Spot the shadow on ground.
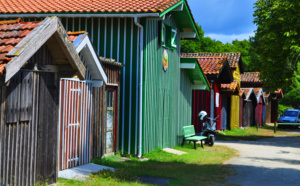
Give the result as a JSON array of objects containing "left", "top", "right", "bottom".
[
  {"left": 226, "top": 164, "right": 300, "bottom": 186},
  {"left": 217, "top": 136, "right": 300, "bottom": 148}
]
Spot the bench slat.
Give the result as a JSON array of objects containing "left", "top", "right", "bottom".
[
  {"left": 186, "top": 136, "right": 207, "bottom": 141},
  {"left": 182, "top": 125, "right": 196, "bottom": 137}
]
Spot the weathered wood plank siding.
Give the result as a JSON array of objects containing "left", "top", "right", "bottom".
[
  {"left": 0, "top": 45, "right": 58, "bottom": 185},
  {"left": 92, "top": 85, "right": 106, "bottom": 158}
]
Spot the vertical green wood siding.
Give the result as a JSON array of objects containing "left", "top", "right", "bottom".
[
  {"left": 179, "top": 69, "right": 193, "bottom": 135},
  {"left": 142, "top": 17, "right": 191, "bottom": 154}
]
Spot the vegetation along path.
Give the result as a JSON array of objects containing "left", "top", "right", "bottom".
[{"left": 217, "top": 134, "right": 300, "bottom": 185}]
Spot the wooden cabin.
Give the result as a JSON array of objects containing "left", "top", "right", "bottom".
[
  {"left": 220, "top": 81, "right": 240, "bottom": 129},
  {"left": 0, "top": 17, "right": 88, "bottom": 185},
  {"left": 2, "top": 0, "right": 202, "bottom": 156},
  {"left": 253, "top": 88, "right": 266, "bottom": 126},
  {"left": 241, "top": 72, "right": 284, "bottom": 124},
  {"left": 181, "top": 54, "right": 233, "bottom": 131},
  {"left": 264, "top": 89, "right": 284, "bottom": 124},
  {"left": 242, "top": 88, "right": 257, "bottom": 127}
]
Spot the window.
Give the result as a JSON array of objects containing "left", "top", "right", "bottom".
[{"left": 161, "top": 22, "right": 177, "bottom": 49}]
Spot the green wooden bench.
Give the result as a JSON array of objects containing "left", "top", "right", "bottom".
[{"left": 182, "top": 125, "right": 207, "bottom": 149}]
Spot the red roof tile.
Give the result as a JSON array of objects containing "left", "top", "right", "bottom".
[
  {"left": 0, "top": 0, "right": 181, "bottom": 14},
  {"left": 241, "top": 72, "right": 261, "bottom": 83},
  {"left": 181, "top": 53, "right": 242, "bottom": 69},
  {"left": 221, "top": 81, "right": 239, "bottom": 91},
  {"left": 0, "top": 18, "right": 40, "bottom": 74},
  {"left": 196, "top": 57, "right": 227, "bottom": 75}
]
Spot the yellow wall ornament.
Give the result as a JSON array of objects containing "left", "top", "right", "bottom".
[{"left": 163, "top": 49, "right": 168, "bottom": 72}]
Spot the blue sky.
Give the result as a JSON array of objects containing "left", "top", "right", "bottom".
[{"left": 187, "top": 0, "right": 257, "bottom": 44}]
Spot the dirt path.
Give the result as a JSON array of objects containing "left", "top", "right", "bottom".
[{"left": 216, "top": 136, "right": 300, "bottom": 186}]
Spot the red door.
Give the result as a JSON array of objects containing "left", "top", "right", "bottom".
[{"left": 59, "top": 78, "right": 93, "bottom": 170}]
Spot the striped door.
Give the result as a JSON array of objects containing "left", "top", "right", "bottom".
[{"left": 59, "top": 78, "right": 93, "bottom": 170}]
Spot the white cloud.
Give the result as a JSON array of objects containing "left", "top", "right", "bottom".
[{"left": 206, "top": 32, "right": 255, "bottom": 44}]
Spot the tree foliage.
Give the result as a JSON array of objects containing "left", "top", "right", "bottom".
[
  {"left": 251, "top": 0, "right": 300, "bottom": 92},
  {"left": 181, "top": 24, "right": 254, "bottom": 71}
]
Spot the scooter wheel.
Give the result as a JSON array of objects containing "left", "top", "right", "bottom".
[{"left": 209, "top": 136, "right": 215, "bottom": 146}]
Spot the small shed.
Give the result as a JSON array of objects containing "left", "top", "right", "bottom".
[
  {"left": 0, "top": 17, "right": 87, "bottom": 185},
  {"left": 58, "top": 31, "right": 109, "bottom": 171},
  {"left": 264, "top": 89, "right": 284, "bottom": 123},
  {"left": 221, "top": 81, "right": 240, "bottom": 129},
  {"left": 242, "top": 88, "right": 257, "bottom": 127},
  {"left": 254, "top": 88, "right": 266, "bottom": 127}
]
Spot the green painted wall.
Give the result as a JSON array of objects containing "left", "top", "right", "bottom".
[
  {"left": 179, "top": 69, "right": 193, "bottom": 135},
  {"left": 142, "top": 17, "right": 192, "bottom": 154}
]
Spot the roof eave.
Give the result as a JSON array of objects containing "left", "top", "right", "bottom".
[
  {"left": 74, "top": 34, "right": 108, "bottom": 84},
  {"left": 159, "top": 0, "right": 200, "bottom": 40}
]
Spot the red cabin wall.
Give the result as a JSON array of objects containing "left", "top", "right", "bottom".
[
  {"left": 192, "top": 90, "right": 211, "bottom": 133},
  {"left": 255, "top": 96, "right": 264, "bottom": 126},
  {"left": 214, "top": 83, "right": 222, "bottom": 130},
  {"left": 192, "top": 82, "right": 222, "bottom": 132}
]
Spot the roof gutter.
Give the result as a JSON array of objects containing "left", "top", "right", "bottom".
[
  {"left": 134, "top": 16, "right": 143, "bottom": 158},
  {"left": 0, "top": 13, "right": 159, "bottom": 18}
]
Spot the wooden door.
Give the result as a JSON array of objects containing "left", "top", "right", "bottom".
[
  {"left": 36, "top": 72, "right": 57, "bottom": 183},
  {"left": 59, "top": 79, "right": 93, "bottom": 170},
  {"left": 105, "top": 87, "right": 119, "bottom": 154},
  {"left": 221, "top": 94, "right": 227, "bottom": 130}
]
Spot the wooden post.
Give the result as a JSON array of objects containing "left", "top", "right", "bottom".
[
  {"left": 274, "top": 122, "right": 277, "bottom": 133},
  {"left": 256, "top": 122, "right": 259, "bottom": 132}
]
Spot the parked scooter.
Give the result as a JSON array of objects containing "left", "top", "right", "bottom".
[{"left": 198, "top": 111, "right": 219, "bottom": 146}]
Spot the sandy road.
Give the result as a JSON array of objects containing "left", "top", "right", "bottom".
[{"left": 216, "top": 136, "right": 300, "bottom": 186}]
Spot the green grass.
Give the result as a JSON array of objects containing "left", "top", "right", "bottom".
[
  {"left": 58, "top": 144, "right": 237, "bottom": 186},
  {"left": 57, "top": 125, "right": 300, "bottom": 186},
  {"left": 218, "top": 124, "right": 300, "bottom": 141}
]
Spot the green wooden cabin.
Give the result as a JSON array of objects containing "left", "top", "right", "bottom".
[{"left": 1, "top": 0, "right": 210, "bottom": 156}]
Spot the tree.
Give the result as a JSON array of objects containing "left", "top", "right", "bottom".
[
  {"left": 251, "top": 0, "right": 300, "bottom": 91},
  {"left": 181, "top": 24, "right": 254, "bottom": 71}
]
